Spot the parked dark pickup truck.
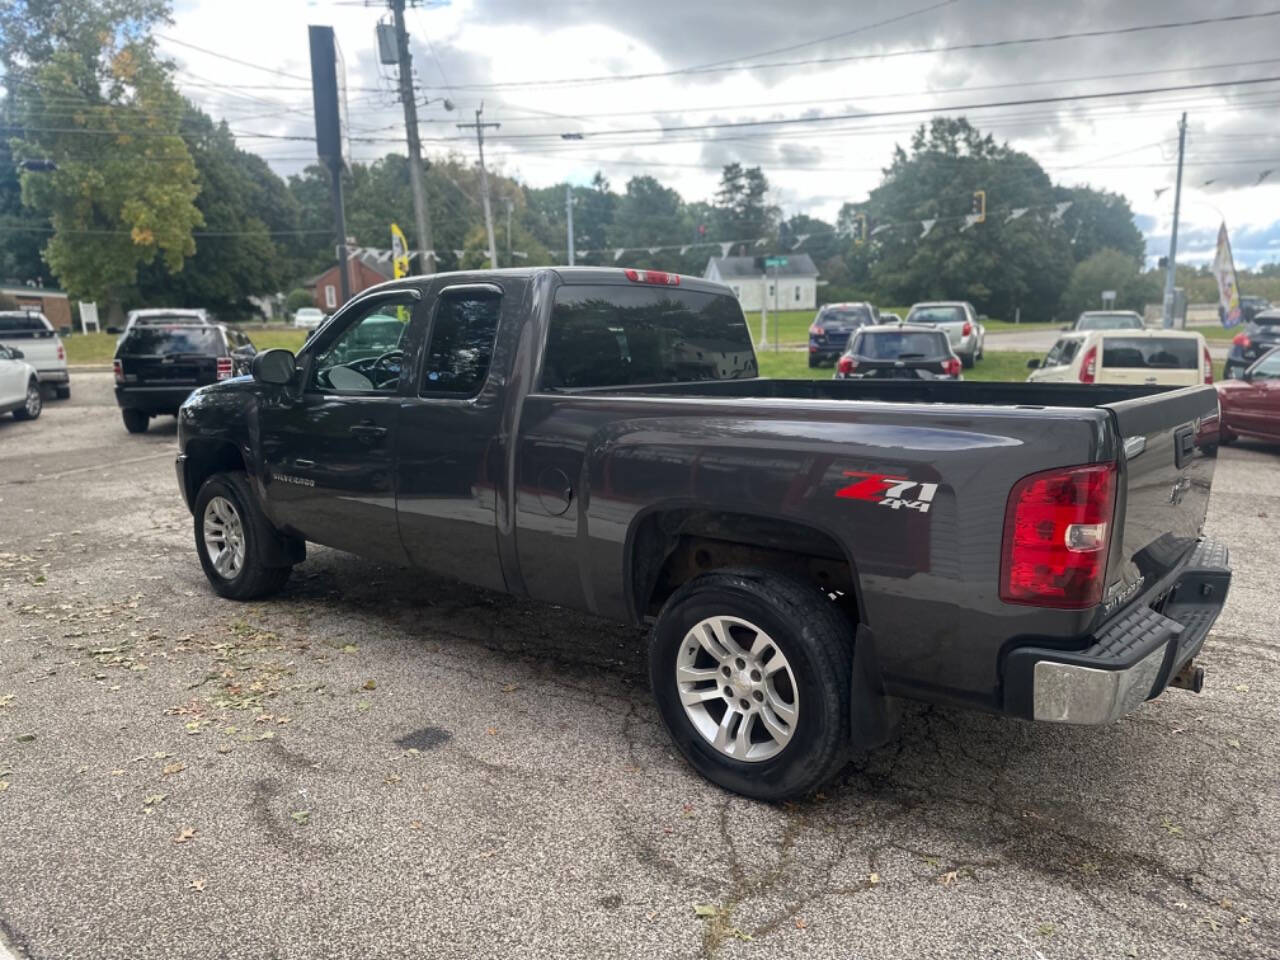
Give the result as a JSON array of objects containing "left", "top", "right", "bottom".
[{"left": 174, "top": 267, "right": 1231, "bottom": 801}]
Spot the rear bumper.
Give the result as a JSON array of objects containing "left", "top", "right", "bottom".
[
  {"left": 115, "top": 384, "right": 197, "bottom": 414},
  {"left": 1002, "top": 537, "right": 1230, "bottom": 724},
  {"left": 34, "top": 367, "right": 69, "bottom": 384}
]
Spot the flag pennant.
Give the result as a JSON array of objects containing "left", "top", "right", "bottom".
[
  {"left": 1051, "top": 201, "right": 1072, "bottom": 222},
  {"left": 512, "top": 251, "right": 528, "bottom": 259},
  {"left": 613, "top": 248, "right": 626, "bottom": 262},
  {"left": 647, "top": 246, "right": 661, "bottom": 255},
  {"left": 720, "top": 241, "right": 733, "bottom": 257},
  {"left": 754, "top": 237, "right": 768, "bottom": 247},
  {"left": 959, "top": 213, "right": 982, "bottom": 232},
  {"left": 1213, "top": 222, "right": 1242, "bottom": 328},
  {"left": 1154, "top": 187, "right": 1170, "bottom": 199},
  {"left": 452, "top": 249, "right": 464, "bottom": 258},
  {"left": 919, "top": 218, "right": 937, "bottom": 238},
  {"left": 1257, "top": 169, "right": 1274, "bottom": 185},
  {"left": 679, "top": 245, "right": 689, "bottom": 255},
  {"left": 792, "top": 233, "right": 810, "bottom": 249},
  {"left": 871, "top": 224, "right": 890, "bottom": 237},
  {"left": 1004, "top": 208, "right": 1028, "bottom": 223}
]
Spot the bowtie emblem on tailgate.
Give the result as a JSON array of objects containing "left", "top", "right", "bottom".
[{"left": 836, "top": 471, "right": 938, "bottom": 514}]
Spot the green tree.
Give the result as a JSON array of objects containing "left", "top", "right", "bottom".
[
  {"left": 9, "top": 1, "right": 202, "bottom": 303},
  {"left": 1059, "top": 186, "right": 1144, "bottom": 262},
  {"left": 1059, "top": 248, "right": 1151, "bottom": 319},
  {"left": 714, "top": 163, "right": 777, "bottom": 247},
  {"left": 860, "top": 117, "right": 1071, "bottom": 321}
]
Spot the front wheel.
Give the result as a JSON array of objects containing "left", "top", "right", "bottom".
[
  {"left": 649, "top": 569, "right": 854, "bottom": 801},
  {"left": 193, "top": 471, "right": 292, "bottom": 600},
  {"left": 12, "top": 378, "right": 42, "bottom": 420}
]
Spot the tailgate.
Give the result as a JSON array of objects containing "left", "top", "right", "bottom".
[
  {"left": 0, "top": 334, "right": 59, "bottom": 368},
  {"left": 120, "top": 354, "right": 217, "bottom": 386},
  {"left": 1102, "top": 385, "right": 1219, "bottom": 607}
]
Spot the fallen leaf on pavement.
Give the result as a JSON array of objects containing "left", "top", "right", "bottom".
[
  {"left": 162, "top": 763, "right": 185, "bottom": 776},
  {"left": 1036, "top": 923, "right": 1056, "bottom": 937},
  {"left": 1234, "top": 684, "right": 1249, "bottom": 693},
  {"left": 868, "top": 872, "right": 881, "bottom": 886},
  {"left": 485, "top": 727, "right": 498, "bottom": 736},
  {"left": 1226, "top": 738, "right": 1240, "bottom": 749},
  {"left": 188, "top": 878, "right": 206, "bottom": 892},
  {"left": 501, "top": 683, "right": 519, "bottom": 693},
  {"left": 794, "top": 917, "right": 806, "bottom": 929},
  {"left": 172, "top": 827, "right": 197, "bottom": 844},
  {"left": 0, "top": 781, "right": 9, "bottom": 792},
  {"left": 1197, "top": 917, "right": 1221, "bottom": 932},
  {"left": 645, "top": 910, "right": 658, "bottom": 922},
  {"left": 385, "top": 774, "right": 402, "bottom": 785},
  {"left": 216, "top": 744, "right": 232, "bottom": 754},
  {"left": 143, "top": 794, "right": 166, "bottom": 807},
  {"left": 110, "top": 769, "right": 124, "bottom": 776},
  {"left": 409, "top": 820, "right": 423, "bottom": 830},
  {"left": 290, "top": 810, "right": 310, "bottom": 825},
  {"left": 152, "top": 752, "right": 170, "bottom": 760},
  {"left": 693, "top": 904, "right": 718, "bottom": 918},
  {"left": 940, "top": 870, "right": 958, "bottom": 887},
  {"left": 363, "top": 679, "right": 377, "bottom": 690},
  {"left": 15, "top": 734, "right": 35, "bottom": 743},
  {"left": 341, "top": 644, "right": 358, "bottom": 654}
]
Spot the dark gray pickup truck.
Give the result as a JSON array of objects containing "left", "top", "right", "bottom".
[{"left": 174, "top": 267, "right": 1231, "bottom": 800}]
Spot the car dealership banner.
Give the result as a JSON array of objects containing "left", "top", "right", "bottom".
[{"left": 1213, "top": 222, "right": 1242, "bottom": 327}]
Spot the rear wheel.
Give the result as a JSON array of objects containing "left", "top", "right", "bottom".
[
  {"left": 121, "top": 408, "right": 149, "bottom": 433},
  {"left": 193, "top": 471, "right": 292, "bottom": 600},
  {"left": 649, "top": 569, "right": 854, "bottom": 802},
  {"left": 55, "top": 385, "right": 70, "bottom": 400},
  {"left": 12, "top": 378, "right": 41, "bottom": 420},
  {"left": 807, "top": 354, "right": 820, "bottom": 369},
  {"left": 961, "top": 351, "right": 976, "bottom": 369}
]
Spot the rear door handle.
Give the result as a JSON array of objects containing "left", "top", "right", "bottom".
[{"left": 350, "top": 421, "right": 388, "bottom": 443}]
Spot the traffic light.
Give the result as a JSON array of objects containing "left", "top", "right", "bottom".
[
  {"left": 854, "top": 213, "right": 868, "bottom": 246},
  {"left": 971, "top": 190, "right": 986, "bottom": 223}
]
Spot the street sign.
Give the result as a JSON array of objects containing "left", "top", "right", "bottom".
[{"left": 764, "top": 256, "right": 788, "bottom": 268}]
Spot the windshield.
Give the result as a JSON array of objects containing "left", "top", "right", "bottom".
[
  {"left": 853, "top": 330, "right": 949, "bottom": 359},
  {"left": 119, "top": 327, "right": 223, "bottom": 356},
  {"left": 1077, "top": 312, "right": 1144, "bottom": 330},
  {"left": 546, "top": 285, "right": 756, "bottom": 388},
  {"left": 906, "top": 305, "right": 964, "bottom": 325},
  {"left": 1100, "top": 337, "right": 1199, "bottom": 369}
]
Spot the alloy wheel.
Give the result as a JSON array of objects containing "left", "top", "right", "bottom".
[{"left": 202, "top": 496, "right": 246, "bottom": 580}]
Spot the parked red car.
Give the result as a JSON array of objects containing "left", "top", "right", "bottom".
[{"left": 1216, "top": 347, "right": 1280, "bottom": 444}]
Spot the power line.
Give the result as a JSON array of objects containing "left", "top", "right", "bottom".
[
  {"left": 438, "top": 74, "right": 1280, "bottom": 144},
  {"left": 434, "top": 9, "right": 1280, "bottom": 90},
  {"left": 155, "top": 34, "right": 313, "bottom": 83}
]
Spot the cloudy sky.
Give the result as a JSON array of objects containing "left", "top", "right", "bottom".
[{"left": 163, "top": 0, "right": 1280, "bottom": 266}]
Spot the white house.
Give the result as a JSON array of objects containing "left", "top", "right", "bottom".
[{"left": 704, "top": 254, "right": 819, "bottom": 312}]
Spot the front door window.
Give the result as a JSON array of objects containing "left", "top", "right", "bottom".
[{"left": 310, "top": 298, "right": 415, "bottom": 394}]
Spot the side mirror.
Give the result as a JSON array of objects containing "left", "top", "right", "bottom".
[
  {"left": 10, "top": 348, "right": 24, "bottom": 359},
  {"left": 1026, "top": 357, "right": 1040, "bottom": 369},
  {"left": 1241, "top": 369, "right": 1253, "bottom": 382},
  {"left": 1059, "top": 325, "right": 1070, "bottom": 332},
  {"left": 252, "top": 348, "right": 296, "bottom": 386}
]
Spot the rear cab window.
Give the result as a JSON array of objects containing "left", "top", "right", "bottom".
[
  {"left": 420, "top": 287, "right": 502, "bottom": 397},
  {"left": 119, "top": 326, "right": 226, "bottom": 356},
  {"left": 852, "top": 330, "right": 949, "bottom": 359},
  {"left": 1043, "top": 337, "right": 1081, "bottom": 367},
  {"left": 1100, "top": 337, "right": 1199, "bottom": 370},
  {"left": 0, "top": 313, "right": 54, "bottom": 339},
  {"left": 823, "top": 307, "right": 872, "bottom": 326},
  {"left": 544, "top": 285, "right": 757, "bottom": 389}
]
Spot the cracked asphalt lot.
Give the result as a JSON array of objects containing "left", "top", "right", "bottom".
[{"left": 1, "top": 374, "right": 1276, "bottom": 959}]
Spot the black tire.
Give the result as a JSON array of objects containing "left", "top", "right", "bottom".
[
  {"left": 12, "top": 378, "right": 42, "bottom": 420},
  {"left": 961, "top": 352, "right": 975, "bottom": 369},
  {"left": 55, "top": 385, "right": 70, "bottom": 400},
  {"left": 808, "top": 354, "right": 820, "bottom": 369},
  {"left": 1219, "top": 429, "right": 1236, "bottom": 446},
  {"left": 121, "top": 408, "right": 149, "bottom": 433},
  {"left": 193, "top": 471, "right": 292, "bottom": 601},
  {"left": 649, "top": 569, "right": 854, "bottom": 802}
]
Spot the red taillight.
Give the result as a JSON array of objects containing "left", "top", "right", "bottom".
[
  {"left": 962, "top": 321, "right": 973, "bottom": 337},
  {"left": 943, "top": 356, "right": 961, "bottom": 377},
  {"left": 56, "top": 344, "right": 65, "bottom": 361},
  {"left": 1001, "top": 462, "right": 1117, "bottom": 609},
  {"left": 216, "top": 357, "right": 233, "bottom": 380},
  {"left": 624, "top": 268, "right": 679, "bottom": 286},
  {"left": 837, "top": 355, "right": 855, "bottom": 376},
  {"left": 1232, "top": 332, "right": 1250, "bottom": 348},
  {"left": 1079, "top": 345, "right": 1097, "bottom": 383},
  {"left": 810, "top": 325, "right": 825, "bottom": 336},
  {"left": 1203, "top": 346, "right": 1214, "bottom": 384},
  {"left": 113, "top": 359, "right": 123, "bottom": 383}
]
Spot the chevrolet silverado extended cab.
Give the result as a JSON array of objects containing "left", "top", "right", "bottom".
[{"left": 174, "top": 268, "right": 1231, "bottom": 801}]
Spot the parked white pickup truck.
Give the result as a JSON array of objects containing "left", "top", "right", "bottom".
[{"left": 0, "top": 311, "right": 70, "bottom": 399}]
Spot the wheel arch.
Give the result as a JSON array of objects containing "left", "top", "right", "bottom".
[
  {"left": 625, "top": 502, "right": 863, "bottom": 625},
  {"left": 182, "top": 439, "right": 250, "bottom": 512}
]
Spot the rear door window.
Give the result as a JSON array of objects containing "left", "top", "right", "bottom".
[
  {"left": 1101, "top": 337, "right": 1199, "bottom": 369},
  {"left": 545, "top": 285, "right": 757, "bottom": 388},
  {"left": 120, "top": 327, "right": 224, "bottom": 356}
]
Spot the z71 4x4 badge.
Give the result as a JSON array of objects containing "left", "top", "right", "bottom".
[{"left": 836, "top": 471, "right": 938, "bottom": 514}]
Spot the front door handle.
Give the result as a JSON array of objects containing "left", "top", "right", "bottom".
[
  {"left": 350, "top": 421, "right": 388, "bottom": 443},
  {"left": 295, "top": 458, "right": 316, "bottom": 469}
]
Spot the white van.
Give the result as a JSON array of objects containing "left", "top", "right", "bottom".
[{"left": 1027, "top": 329, "right": 1213, "bottom": 386}]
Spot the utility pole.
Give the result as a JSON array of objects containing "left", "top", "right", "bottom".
[
  {"left": 1162, "top": 112, "right": 1187, "bottom": 328},
  {"left": 502, "top": 196, "right": 513, "bottom": 266},
  {"left": 389, "top": 0, "right": 435, "bottom": 274},
  {"left": 458, "top": 105, "right": 500, "bottom": 268},
  {"left": 565, "top": 185, "right": 575, "bottom": 266}
]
